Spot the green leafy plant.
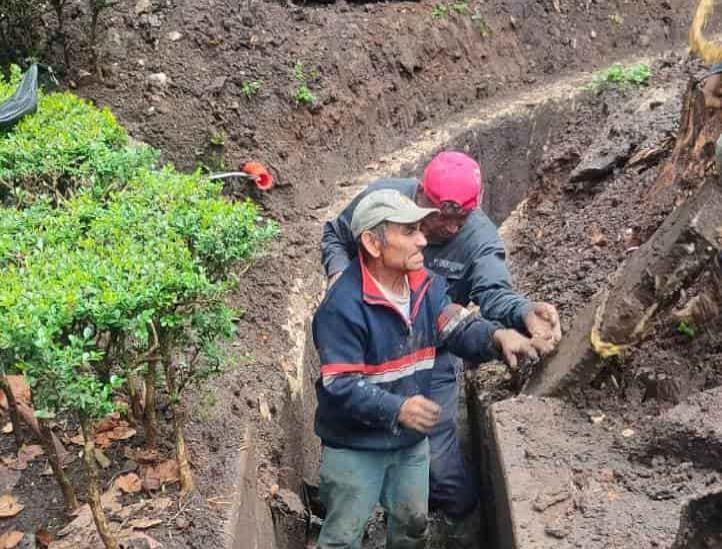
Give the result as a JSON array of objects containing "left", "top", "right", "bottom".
[
  {"left": 242, "top": 80, "right": 262, "bottom": 99},
  {"left": 0, "top": 72, "right": 278, "bottom": 549},
  {"left": 677, "top": 320, "right": 696, "bottom": 338},
  {"left": 292, "top": 61, "right": 318, "bottom": 106},
  {"left": 585, "top": 63, "right": 651, "bottom": 91},
  {"left": 294, "top": 84, "right": 316, "bottom": 105},
  {"left": 0, "top": 68, "right": 158, "bottom": 205},
  {"left": 209, "top": 130, "right": 226, "bottom": 147},
  {"left": 451, "top": 0, "right": 470, "bottom": 14},
  {"left": 431, "top": 3, "right": 449, "bottom": 19},
  {"left": 293, "top": 61, "right": 306, "bottom": 81}
]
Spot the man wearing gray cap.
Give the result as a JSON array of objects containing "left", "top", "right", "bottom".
[{"left": 312, "top": 189, "right": 539, "bottom": 548}]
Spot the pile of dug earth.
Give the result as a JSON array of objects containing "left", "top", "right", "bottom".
[{"left": 469, "top": 58, "right": 722, "bottom": 549}]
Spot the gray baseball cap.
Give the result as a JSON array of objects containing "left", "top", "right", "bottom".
[{"left": 350, "top": 189, "right": 439, "bottom": 239}]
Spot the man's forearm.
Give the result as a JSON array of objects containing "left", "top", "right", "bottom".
[
  {"left": 473, "top": 288, "right": 532, "bottom": 332},
  {"left": 321, "top": 220, "right": 353, "bottom": 277},
  {"left": 439, "top": 304, "right": 503, "bottom": 363}
]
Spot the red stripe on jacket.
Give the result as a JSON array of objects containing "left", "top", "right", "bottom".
[{"left": 321, "top": 347, "right": 436, "bottom": 377}]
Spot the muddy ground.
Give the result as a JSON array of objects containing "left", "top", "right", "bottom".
[
  {"left": 2, "top": 0, "right": 720, "bottom": 547},
  {"left": 467, "top": 49, "right": 722, "bottom": 548}
]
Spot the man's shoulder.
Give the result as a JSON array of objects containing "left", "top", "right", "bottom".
[
  {"left": 366, "top": 178, "right": 418, "bottom": 197},
  {"left": 466, "top": 209, "right": 498, "bottom": 232},
  {"left": 456, "top": 210, "right": 501, "bottom": 248},
  {"left": 316, "top": 263, "right": 363, "bottom": 319}
]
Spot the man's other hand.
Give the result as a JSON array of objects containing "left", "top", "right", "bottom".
[
  {"left": 398, "top": 395, "right": 441, "bottom": 433},
  {"left": 493, "top": 329, "right": 539, "bottom": 368},
  {"left": 524, "top": 302, "right": 562, "bottom": 353}
]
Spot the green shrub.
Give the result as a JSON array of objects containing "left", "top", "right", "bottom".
[
  {"left": 0, "top": 68, "right": 158, "bottom": 203},
  {"left": 0, "top": 78, "right": 278, "bottom": 546}
]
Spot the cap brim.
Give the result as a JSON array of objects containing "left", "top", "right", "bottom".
[{"left": 386, "top": 205, "right": 439, "bottom": 225}]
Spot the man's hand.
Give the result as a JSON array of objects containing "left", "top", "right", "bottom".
[
  {"left": 524, "top": 302, "right": 562, "bottom": 354},
  {"left": 493, "top": 329, "right": 539, "bottom": 368},
  {"left": 398, "top": 395, "right": 441, "bottom": 433}
]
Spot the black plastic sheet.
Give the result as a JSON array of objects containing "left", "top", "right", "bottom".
[{"left": 0, "top": 64, "right": 38, "bottom": 129}]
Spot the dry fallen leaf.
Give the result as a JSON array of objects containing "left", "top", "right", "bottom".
[
  {"left": 129, "top": 518, "right": 162, "bottom": 530},
  {"left": 94, "top": 413, "right": 121, "bottom": 433},
  {"left": 68, "top": 432, "right": 85, "bottom": 446},
  {"left": 0, "top": 495, "right": 23, "bottom": 518},
  {"left": 1, "top": 423, "right": 12, "bottom": 435},
  {"left": 124, "top": 447, "right": 160, "bottom": 464},
  {"left": 0, "top": 530, "right": 23, "bottom": 549},
  {"left": 94, "top": 433, "right": 112, "bottom": 449},
  {"left": 115, "top": 473, "right": 142, "bottom": 494},
  {"left": 0, "top": 377, "right": 31, "bottom": 410},
  {"left": 107, "top": 425, "right": 136, "bottom": 442},
  {"left": 142, "top": 459, "right": 179, "bottom": 491}
]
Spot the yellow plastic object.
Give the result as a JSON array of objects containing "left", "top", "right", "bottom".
[
  {"left": 690, "top": 0, "right": 722, "bottom": 63},
  {"left": 590, "top": 326, "right": 626, "bottom": 359}
]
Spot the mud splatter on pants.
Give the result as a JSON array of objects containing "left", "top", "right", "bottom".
[{"left": 318, "top": 438, "right": 429, "bottom": 548}]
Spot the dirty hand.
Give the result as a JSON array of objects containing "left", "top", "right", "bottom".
[
  {"left": 398, "top": 395, "right": 441, "bottom": 433},
  {"left": 493, "top": 329, "right": 539, "bottom": 368},
  {"left": 524, "top": 302, "right": 562, "bottom": 353}
]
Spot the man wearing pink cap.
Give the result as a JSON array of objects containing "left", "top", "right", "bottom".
[{"left": 321, "top": 151, "right": 561, "bottom": 547}]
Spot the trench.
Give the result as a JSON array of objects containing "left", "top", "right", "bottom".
[{"left": 228, "top": 46, "right": 707, "bottom": 549}]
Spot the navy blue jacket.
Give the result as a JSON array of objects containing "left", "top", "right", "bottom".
[
  {"left": 321, "top": 178, "right": 532, "bottom": 331},
  {"left": 312, "top": 255, "right": 501, "bottom": 451}
]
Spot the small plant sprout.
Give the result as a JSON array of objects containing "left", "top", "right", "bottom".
[
  {"left": 295, "top": 85, "right": 316, "bottom": 105},
  {"left": 432, "top": 3, "right": 449, "bottom": 19},
  {"left": 209, "top": 130, "right": 226, "bottom": 147},
  {"left": 293, "top": 61, "right": 306, "bottom": 81},
  {"left": 451, "top": 0, "right": 470, "bottom": 15},
  {"left": 242, "top": 80, "right": 262, "bottom": 99},
  {"left": 585, "top": 63, "right": 651, "bottom": 91},
  {"left": 677, "top": 321, "right": 696, "bottom": 338},
  {"left": 292, "top": 61, "right": 318, "bottom": 107}
]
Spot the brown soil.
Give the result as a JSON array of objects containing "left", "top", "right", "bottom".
[
  {"left": 2, "top": 0, "right": 714, "bottom": 547},
  {"left": 466, "top": 51, "right": 722, "bottom": 548}
]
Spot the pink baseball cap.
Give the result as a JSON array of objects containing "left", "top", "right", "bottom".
[{"left": 420, "top": 151, "right": 482, "bottom": 212}]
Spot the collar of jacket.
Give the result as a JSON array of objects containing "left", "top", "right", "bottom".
[{"left": 358, "top": 250, "right": 432, "bottom": 322}]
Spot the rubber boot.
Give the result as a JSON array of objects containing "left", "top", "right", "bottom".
[{"left": 443, "top": 507, "right": 482, "bottom": 549}]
